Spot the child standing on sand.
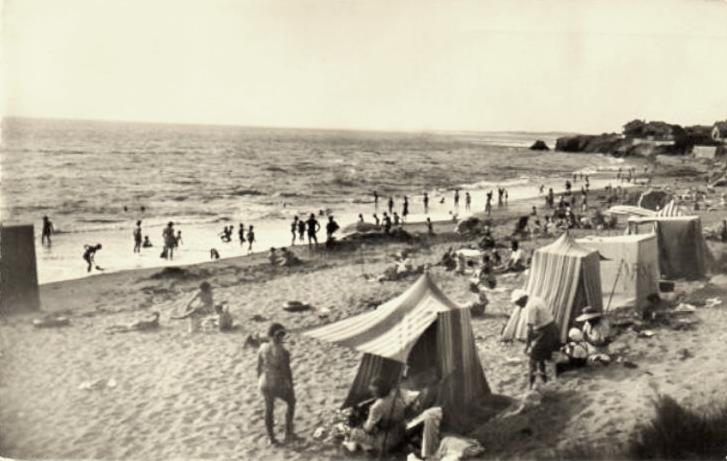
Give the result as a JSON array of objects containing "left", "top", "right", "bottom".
[
  {"left": 247, "top": 225, "right": 256, "bottom": 251},
  {"left": 133, "top": 220, "right": 142, "bottom": 253}
]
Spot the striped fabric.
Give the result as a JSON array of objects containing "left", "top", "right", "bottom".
[
  {"left": 306, "top": 273, "right": 490, "bottom": 410},
  {"left": 502, "top": 233, "right": 603, "bottom": 343},
  {"left": 655, "top": 200, "right": 683, "bottom": 217}
]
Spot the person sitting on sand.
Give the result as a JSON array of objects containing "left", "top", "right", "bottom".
[
  {"left": 454, "top": 252, "right": 467, "bottom": 275},
  {"left": 215, "top": 303, "right": 234, "bottom": 332},
  {"left": 172, "top": 281, "right": 215, "bottom": 333},
  {"left": 345, "top": 377, "right": 407, "bottom": 454},
  {"left": 142, "top": 236, "right": 153, "bottom": 248},
  {"left": 106, "top": 311, "right": 160, "bottom": 334},
  {"left": 268, "top": 247, "right": 281, "bottom": 265},
  {"left": 83, "top": 243, "right": 103, "bottom": 272},
  {"left": 440, "top": 247, "right": 456, "bottom": 271},
  {"left": 257, "top": 323, "right": 298, "bottom": 445},
  {"left": 576, "top": 307, "right": 612, "bottom": 364},
  {"left": 279, "top": 247, "right": 301, "bottom": 266},
  {"left": 554, "top": 327, "right": 590, "bottom": 376},
  {"left": 478, "top": 226, "right": 495, "bottom": 249},
  {"left": 210, "top": 248, "right": 220, "bottom": 260},
  {"left": 466, "top": 283, "right": 489, "bottom": 317},
  {"left": 524, "top": 295, "right": 560, "bottom": 389},
  {"left": 499, "top": 240, "right": 526, "bottom": 273}
]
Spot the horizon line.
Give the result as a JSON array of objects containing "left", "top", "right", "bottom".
[{"left": 1, "top": 114, "right": 591, "bottom": 137}]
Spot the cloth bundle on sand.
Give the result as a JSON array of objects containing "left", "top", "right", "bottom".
[
  {"left": 502, "top": 233, "right": 603, "bottom": 343},
  {"left": 455, "top": 217, "right": 483, "bottom": 235},
  {"left": 627, "top": 216, "right": 710, "bottom": 280},
  {"left": 341, "top": 222, "right": 380, "bottom": 235},
  {"left": 637, "top": 189, "right": 672, "bottom": 211},
  {"left": 33, "top": 316, "right": 70, "bottom": 328},
  {"left": 283, "top": 301, "right": 313, "bottom": 312}
]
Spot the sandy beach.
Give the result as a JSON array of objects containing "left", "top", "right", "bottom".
[{"left": 3, "top": 157, "right": 727, "bottom": 460}]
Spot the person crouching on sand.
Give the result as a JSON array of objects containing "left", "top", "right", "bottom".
[
  {"left": 172, "top": 281, "right": 214, "bottom": 333},
  {"left": 257, "top": 323, "right": 298, "bottom": 445},
  {"left": 524, "top": 296, "right": 561, "bottom": 389}
]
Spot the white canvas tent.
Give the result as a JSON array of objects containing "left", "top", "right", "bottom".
[{"left": 577, "top": 233, "right": 660, "bottom": 311}]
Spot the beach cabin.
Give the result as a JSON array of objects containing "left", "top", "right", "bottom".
[
  {"left": 577, "top": 234, "right": 659, "bottom": 311},
  {"left": 502, "top": 233, "right": 603, "bottom": 343},
  {"left": 627, "top": 216, "right": 709, "bottom": 280},
  {"left": 0, "top": 224, "right": 41, "bottom": 313},
  {"left": 692, "top": 145, "right": 718, "bottom": 160}
]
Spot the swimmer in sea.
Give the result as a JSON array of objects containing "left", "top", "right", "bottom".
[
  {"left": 388, "top": 197, "right": 394, "bottom": 214},
  {"left": 373, "top": 190, "right": 379, "bottom": 210},
  {"left": 176, "top": 230, "right": 183, "bottom": 247},
  {"left": 454, "top": 189, "right": 460, "bottom": 208},
  {"left": 423, "top": 193, "right": 429, "bottom": 214},
  {"left": 402, "top": 196, "right": 409, "bottom": 223},
  {"left": 143, "top": 236, "right": 153, "bottom": 248},
  {"left": 465, "top": 192, "right": 471, "bottom": 211}
]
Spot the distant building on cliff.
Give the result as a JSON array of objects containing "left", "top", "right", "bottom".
[{"left": 711, "top": 121, "right": 727, "bottom": 143}]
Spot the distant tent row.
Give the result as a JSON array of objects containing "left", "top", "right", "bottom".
[{"left": 305, "top": 272, "right": 490, "bottom": 414}]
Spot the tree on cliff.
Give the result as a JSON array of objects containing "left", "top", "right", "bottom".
[{"left": 623, "top": 119, "right": 646, "bottom": 137}]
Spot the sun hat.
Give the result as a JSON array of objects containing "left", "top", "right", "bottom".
[
  {"left": 575, "top": 306, "right": 602, "bottom": 322},
  {"left": 510, "top": 289, "right": 528, "bottom": 304}
]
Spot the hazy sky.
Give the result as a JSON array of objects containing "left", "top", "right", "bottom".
[{"left": 2, "top": 0, "right": 727, "bottom": 133}]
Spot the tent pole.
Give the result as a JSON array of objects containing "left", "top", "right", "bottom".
[{"left": 605, "top": 260, "right": 624, "bottom": 311}]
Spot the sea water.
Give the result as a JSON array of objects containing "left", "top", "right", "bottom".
[{"left": 0, "top": 118, "right": 630, "bottom": 284}]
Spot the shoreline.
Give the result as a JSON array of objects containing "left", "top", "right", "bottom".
[{"left": 31, "top": 166, "right": 636, "bottom": 286}]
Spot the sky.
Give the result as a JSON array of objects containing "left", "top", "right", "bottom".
[{"left": 2, "top": 0, "right": 727, "bottom": 133}]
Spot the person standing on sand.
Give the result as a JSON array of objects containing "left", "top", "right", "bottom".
[
  {"left": 427, "top": 217, "right": 434, "bottom": 236},
  {"left": 465, "top": 192, "right": 471, "bottom": 211},
  {"left": 297, "top": 219, "right": 306, "bottom": 242},
  {"left": 454, "top": 189, "right": 460, "bottom": 208},
  {"left": 291, "top": 216, "right": 299, "bottom": 245},
  {"left": 358, "top": 214, "right": 364, "bottom": 223},
  {"left": 133, "top": 220, "right": 142, "bottom": 253},
  {"left": 388, "top": 197, "right": 394, "bottom": 214},
  {"left": 83, "top": 243, "right": 102, "bottom": 272},
  {"left": 41, "top": 216, "right": 55, "bottom": 247},
  {"left": 238, "top": 223, "right": 246, "bottom": 246},
  {"left": 383, "top": 212, "right": 392, "bottom": 234},
  {"left": 373, "top": 214, "right": 380, "bottom": 227},
  {"left": 163, "top": 222, "right": 176, "bottom": 260},
  {"left": 485, "top": 191, "right": 493, "bottom": 216},
  {"left": 326, "top": 215, "right": 340, "bottom": 243},
  {"left": 423, "top": 192, "right": 429, "bottom": 214},
  {"left": 402, "top": 196, "right": 409, "bottom": 222},
  {"left": 247, "top": 225, "right": 256, "bottom": 251},
  {"left": 257, "top": 323, "right": 297, "bottom": 446},
  {"left": 524, "top": 296, "right": 560, "bottom": 389},
  {"left": 306, "top": 214, "right": 321, "bottom": 247}
]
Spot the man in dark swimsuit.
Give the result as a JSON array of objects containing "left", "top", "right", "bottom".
[
  {"left": 133, "top": 220, "right": 142, "bottom": 253},
  {"left": 306, "top": 214, "right": 321, "bottom": 247},
  {"left": 41, "top": 216, "right": 55, "bottom": 246},
  {"left": 326, "top": 216, "right": 340, "bottom": 245},
  {"left": 423, "top": 193, "right": 429, "bottom": 214},
  {"left": 291, "top": 217, "right": 299, "bottom": 245}
]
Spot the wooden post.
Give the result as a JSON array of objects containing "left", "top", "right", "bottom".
[{"left": 0, "top": 224, "right": 41, "bottom": 313}]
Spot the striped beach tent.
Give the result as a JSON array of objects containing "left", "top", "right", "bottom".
[
  {"left": 655, "top": 200, "right": 683, "bottom": 217},
  {"left": 502, "top": 233, "right": 603, "bottom": 343},
  {"left": 304, "top": 272, "right": 489, "bottom": 412}
]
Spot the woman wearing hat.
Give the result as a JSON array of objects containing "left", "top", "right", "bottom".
[
  {"left": 576, "top": 307, "right": 611, "bottom": 359},
  {"left": 524, "top": 296, "right": 561, "bottom": 389},
  {"left": 500, "top": 289, "right": 529, "bottom": 342},
  {"left": 257, "top": 323, "right": 297, "bottom": 445}
]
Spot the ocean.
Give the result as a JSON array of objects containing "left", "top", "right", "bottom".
[{"left": 0, "top": 117, "right": 628, "bottom": 284}]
